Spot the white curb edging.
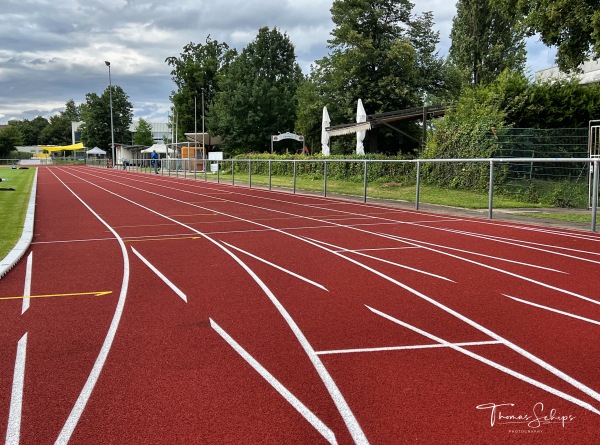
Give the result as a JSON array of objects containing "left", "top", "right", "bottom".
[{"left": 0, "top": 169, "right": 38, "bottom": 279}]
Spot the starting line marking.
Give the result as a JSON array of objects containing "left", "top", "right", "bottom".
[
  {"left": 503, "top": 294, "right": 600, "bottom": 326},
  {"left": 131, "top": 247, "right": 188, "bottom": 303},
  {"left": 316, "top": 340, "right": 502, "bottom": 355},
  {"left": 0, "top": 291, "right": 112, "bottom": 301},
  {"left": 5, "top": 332, "right": 27, "bottom": 445},
  {"left": 366, "top": 305, "right": 600, "bottom": 416},
  {"left": 221, "top": 241, "right": 329, "bottom": 292},
  {"left": 210, "top": 318, "right": 337, "bottom": 445},
  {"left": 125, "top": 235, "right": 202, "bottom": 243}
]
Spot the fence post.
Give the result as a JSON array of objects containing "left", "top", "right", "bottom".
[
  {"left": 592, "top": 159, "right": 599, "bottom": 231},
  {"left": 363, "top": 160, "right": 368, "bottom": 203},
  {"left": 269, "top": 160, "right": 272, "bottom": 190},
  {"left": 249, "top": 160, "right": 252, "bottom": 188},
  {"left": 323, "top": 160, "right": 328, "bottom": 197},
  {"left": 488, "top": 160, "right": 494, "bottom": 219},
  {"left": 217, "top": 161, "right": 220, "bottom": 183},
  {"left": 293, "top": 160, "right": 297, "bottom": 194},
  {"left": 415, "top": 160, "right": 421, "bottom": 210},
  {"left": 232, "top": 159, "right": 235, "bottom": 185}
]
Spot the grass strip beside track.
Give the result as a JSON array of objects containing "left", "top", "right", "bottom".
[{"left": 0, "top": 166, "right": 35, "bottom": 259}]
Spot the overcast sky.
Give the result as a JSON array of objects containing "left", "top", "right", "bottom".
[{"left": 0, "top": 0, "right": 557, "bottom": 125}]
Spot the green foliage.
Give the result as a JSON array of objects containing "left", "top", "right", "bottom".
[
  {"left": 0, "top": 125, "right": 24, "bottom": 157},
  {"left": 450, "top": 0, "right": 526, "bottom": 85},
  {"left": 294, "top": 78, "right": 324, "bottom": 154},
  {"left": 39, "top": 114, "right": 72, "bottom": 146},
  {"left": 229, "top": 152, "right": 417, "bottom": 184},
  {"left": 165, "top": 36, "right": 237, "bottom": 139},
  {"left": 422, "top": 89, "right": 507, "bottom": 189},
  {"left": 493, "top": 0, "right": 600, "bottom": 71},
  {"left": 497, "top": 178, "right": 588, "bottom": 208},
  {"left": 79, "top": 85, "right": 133, "bottom": 154},
  {"left": 210, "top": 27, "right": 303, "bottom": 156},
  {"left": 307, "top": 0, "right": 455, "bottom": 154},
  {"left": 7, "top": 117, "right": 49, "bottom": 146},
  {"left": 133, "top": 118, "right": 154, "bottom": 146}
]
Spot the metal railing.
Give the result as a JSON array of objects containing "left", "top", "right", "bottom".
[{"left": 88, "top": 157, "right": 600, "bottom": 232}]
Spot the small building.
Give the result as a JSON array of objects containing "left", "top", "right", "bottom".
[{"left": 535, "top": 58, "right": 600, "bottom": 85}]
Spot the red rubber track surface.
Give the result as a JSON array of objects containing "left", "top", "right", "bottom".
[{"left": 1, "top": 165, "right": 600, "bottom": 444}]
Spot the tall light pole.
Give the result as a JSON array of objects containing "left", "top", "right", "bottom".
[
  {"left": 201, "top": 88, "right": 205, "bottom": 171},
  {"left": 105, "top": 61, "right": 115, "bottom": 166}
]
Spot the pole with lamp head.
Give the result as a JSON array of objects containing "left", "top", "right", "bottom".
[
  {"left": 202, "top": 88, "right": 205, "bottom": 172},
  {"left": 105, "top": 61, "right": 115, "bottom": 166}
]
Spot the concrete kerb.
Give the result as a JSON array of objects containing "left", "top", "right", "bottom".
[{"left": 0, "top": 168, "right": 38, "bottom": 278}]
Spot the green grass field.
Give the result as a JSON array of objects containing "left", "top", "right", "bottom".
[{"left": 0, "top": 167, "right": 35, "bottom": 260}]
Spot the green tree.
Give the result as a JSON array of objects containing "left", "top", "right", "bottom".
[
  {"left": 493, "top": 0, "right": 600, "bottom": 72},
  {"left": 62, "top": 99, "right": 82, "bottom": 123},
  {"left": 423, "top": 87, "right": 507, "bottom": 189},
  {"left": 79, "top": 85, "right": 133, "bottom": 155},
  {"left": 8, "top": 116, "right": 49, "bottom": 146},
  {"left": 449, "top": 0, "right": 526, "bottom": 86},
  {"left": 133, "top": 118, "right": 154, "bottom": 146},
  {"left": 308, "top": 0, "right": 452, "bottom": 154},
  {"left": 38, "top": 114, "right": 72, "bottom": 146},
  {"left": 0, "top": 125, "right": 24, "bottom": 157},
  {"left": 210, "top": 27, "right": 303, "bottom": 155},
  {"left": 38, "top": 99, "right": 82, "bottom": 146},
  {"left": 294, "top": 77, "right": 325, "bottom": 153},
  {"left": 165, "top": 36, "right": 237, "bottom": 140}
]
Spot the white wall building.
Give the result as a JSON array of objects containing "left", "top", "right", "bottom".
[{"left": 535, "top": 58, "right": 600, "bottom": 84}]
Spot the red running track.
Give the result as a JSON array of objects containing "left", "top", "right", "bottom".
[{"left": 1, "top": 165, "right": 600, "bottom": 444}]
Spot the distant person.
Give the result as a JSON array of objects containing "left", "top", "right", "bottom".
[
  {"left": 151, "top": 150, "right": 159, "bottom": 174},
  {"left": 301, "top": 146, "right": 309, "bottom": 155}
]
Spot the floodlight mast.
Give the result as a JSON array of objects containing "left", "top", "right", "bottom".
[{"left": 105, "top": 61, "right": 115, "bottom": 166}]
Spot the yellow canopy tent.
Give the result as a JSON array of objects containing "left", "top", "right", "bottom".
[{"left": 39, "top": 142, "right": 86, "bottom": 152}]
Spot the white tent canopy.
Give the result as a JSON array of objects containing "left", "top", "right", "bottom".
[
  {"left": 86, "top": 147, "right": 106, "bottom": 155},
  {"left": 141, "top": 143, "right": 168, "bottom": 154},
  {"left": 321, "top": 106, "right": 331, "bottom": 156},
  {"left": 356, "top": 99, "right": 367, "bottom": 155}
]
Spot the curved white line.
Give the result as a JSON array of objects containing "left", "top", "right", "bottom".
[
  {"left": 66, "top": 167, "right": 600, "bottom": 411},
  {"left": 55, "top": 167, "right": 368, "bottom": 444},
  {"left": 48, "top": 169, "right": 130, "bottom": 445}
]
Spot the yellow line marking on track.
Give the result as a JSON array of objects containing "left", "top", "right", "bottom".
[{"left": 0, "top": 291, "right": 113, "bottom": 301}]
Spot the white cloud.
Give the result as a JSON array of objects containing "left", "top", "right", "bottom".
[{"left": 0, "top": 0, "right": 555, "bottom": 125}]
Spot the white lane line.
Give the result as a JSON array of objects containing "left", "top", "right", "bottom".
[
  {"left": 131, "top": 247, "right": 188, "bottom": 303},
  {"left": 302, "top": 236, "right": 454, "bottom": 282},
  {"left": 375, "top": 230, "right": 600, "bottom": 306},
  {"left": 56, "top": 168, "right": 369, "bottom": 445},
  {"left": 412, "top": 223, "right": 600, "bottom": 266},
  {"left": 71, "top": 168, "right": 600, "bottom": 405},
  {"left": 221, "top": 241, "right": 329, "bottom": 292},
  {"left": 366, "top": 306, "right": 600, "bottom": 416},
  {"left": 316, "top": 340, "right": 502, "bottom": 355},
  {"left": 5, "top": 333, "right": 27, "bottom": 445},
  {"left": 49, "top": 169, "right": 130, "bottom": 445},
  {"left": 21, "top": 252, "right": 32, "bottom": 314},
  {"left": 503, "top": 294, "right": 600, "bottom": 326},
  {"left": 213, "top": 241, "right": 370, "bottom": 444},
  {"left": 210, "top": 318, "right": 338, "bottom": 445}
]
